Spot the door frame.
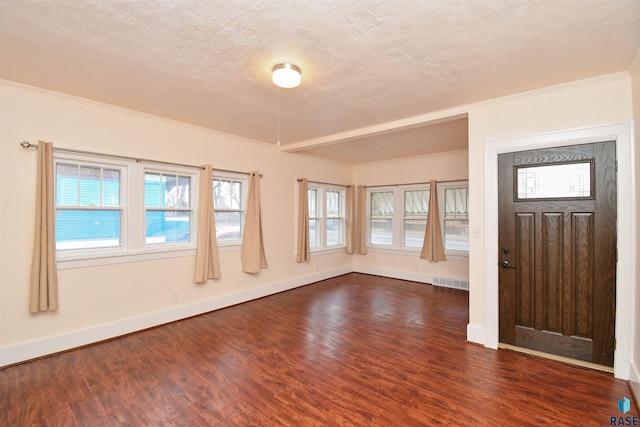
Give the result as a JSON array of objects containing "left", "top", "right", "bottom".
[{"left": 483, "top": 123, "right": 634, "bottom": 380}]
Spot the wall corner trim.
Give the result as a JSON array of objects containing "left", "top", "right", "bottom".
[{"left": 467, "top": 324, "right": 486, "bottom": 346}]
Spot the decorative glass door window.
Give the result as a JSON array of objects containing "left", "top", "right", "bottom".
[{"left": 516, "top": 162, "right": 592, "bottom": 199}]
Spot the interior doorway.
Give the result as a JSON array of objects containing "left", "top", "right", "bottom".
[
  {"left": 480, "top": 123, "right": 633, "bottom": 379},
  {"left": 497, "top": 142, "right": 617, "bottom": 367}
]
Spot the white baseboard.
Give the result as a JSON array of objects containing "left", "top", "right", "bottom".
[
  {"left": 630, "top": 360, "right": 640, "bottom": 405},
  {"left": 353, "top": 265, "right": 470, "bottom": 291},
  {"left": 353, "top": 265, "right": 433, "bottom": 284},
  {"left": 466, "top": 323, "right": 486, "bottom": 346},
  {"left": 0, "top": 265, "right": 352, "bottom": 367}
]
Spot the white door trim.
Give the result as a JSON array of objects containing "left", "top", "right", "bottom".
[{"left": 483, "top": 122, "right": 634, "bottom": 380}]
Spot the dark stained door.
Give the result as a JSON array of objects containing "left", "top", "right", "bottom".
[{"left": 498, "top": 141, "right": 617, "bottom": 367}]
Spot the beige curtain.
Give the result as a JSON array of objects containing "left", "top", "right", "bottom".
[
  {"left": 354, "top": 185, "right": 367, "bottom": 255},
  {"left": 420, "top": 180, "right": 446, "bottom": 262},
  {"left": 30, "top": 141, "right": 59, "bottom": 313},
  {"left": 194, "top": 165, "right": 221, "bottom": 282},
  {"left": 345, "top": 185, "right": 355, "bottom": 254},
  {"left": 296, "top": 178, "right": 310, "bottom": 263},
  {"left": 241, "top": 172, "right": 268, "bottom": 273}
]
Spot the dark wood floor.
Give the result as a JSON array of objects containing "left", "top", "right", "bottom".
[{"left": 1, "top": 273, "right": 636, "bottom": 426}]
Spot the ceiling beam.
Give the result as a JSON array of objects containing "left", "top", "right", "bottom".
[{"left": 279, "top": 107, "right": 469, "bottom": 152}]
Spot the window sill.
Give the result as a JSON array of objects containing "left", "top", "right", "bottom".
[
  {"left": 217, "top": 243, "right": 242, "bottom": 253},
  {"left": 366, "top": 246, "right": 469, "bottom": 261},
  {"left": 310, "top": 247, "right": 347, "bottom": 256},
  {"left": 56, "top": 247, "right": 197, "bottom": 270},
  {"left": 56, "top": 240, "right": 248, "bottom": 270},
  {"left": 444, "top": 252, "right": 469, "bottom": 261},
  {"left": 367, "top": 246, "right": 421, "bottom": 256}
]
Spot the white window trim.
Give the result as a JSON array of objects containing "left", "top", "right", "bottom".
[
  {"left": 54, "top": 157, "right": 128, "bottom": 255},
  {"left": 54, "top": 152, "right": 199, "bottom": 269},
  {"left": 308, "top": 183, "right": 346, "bottom": 253},
  {"left": 438, "top": 180, "right": 469, "bottom": 260},
  {"left": 213, "top": 171, "right": 248, "bottom": 251}
]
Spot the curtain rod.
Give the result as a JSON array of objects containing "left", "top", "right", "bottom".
[
  {"left": 364, "top": 179, "right": 467, "bottom": 188},
  {"left": 297, "top": 178, "right": 352, "bottom": 187},
  {"left": 20, "top": 141, "right": 262, "bottom": 177}
]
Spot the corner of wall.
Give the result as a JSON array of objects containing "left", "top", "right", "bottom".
[
  {"left": 630, "top": 360, "right": 640, "bottom": 410},
  {"left": 466, "top": 323, "right": 486, "bottom": 346}
]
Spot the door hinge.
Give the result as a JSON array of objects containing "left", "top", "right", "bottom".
[
  {"left": 615, "top": 160, "right": 618, "bottom": 172},
  {"left": 614, "top": 338, "right": 617, "bottom": 351}
]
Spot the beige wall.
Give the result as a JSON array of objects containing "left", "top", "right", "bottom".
[
  {"left": 466, "top": 73, "right": 635, "bottom": 378},
  {"left": 353, "top": 150, "right": 469, "bottom": 282},
  {"left": 0, "top": 81, "right": 355, "bottom": 364}
]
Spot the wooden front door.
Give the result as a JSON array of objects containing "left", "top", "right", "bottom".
[{"left": 498, "top": 141, "right": 617, "bottom": 367}]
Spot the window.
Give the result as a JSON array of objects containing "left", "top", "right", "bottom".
[
  {"left": 404, "top": 189, "right": 429, "bottom": 248},
  {"left": 53, "top": 152, "right": 198, "bottom": 266},
  {"left": 308, "top": 184, "right": 346, "bottom": 251},
  {"left": 55, "top": 162, "right": 123, "bottom": 251},
  {"left": 439, "top": 182, "right": 469, "bottom": 254},
  {"left": 326, "top": 190, "right": 344, "bottom": 246},
  {"left": 213, "top": 174, "right": 247, "bottom": 245},
  {"left": 308, "top": 188, "right": 319, "bottom": 248},
  {"left": 370, "top": 191, "right": 393, "bottom": 246},
  {"left": 366, "top": 182, "right": 469, "bottom": 256},
  {"left": 367, "top": 184, "right": 430, "bottom": 251},
  {"left": 144, "top": 172, "right": 192, "bottom": 245}
]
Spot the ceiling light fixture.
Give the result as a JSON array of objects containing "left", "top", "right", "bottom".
[
  {"left": 272, "top": 63, "right": 302, "bottom": 147},
  {"left": 272, "top": 63, "right": 301, "bottom": 88}
]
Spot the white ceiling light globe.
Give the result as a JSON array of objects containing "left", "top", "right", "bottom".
[{"left": 272, "top": 63, "right": 301, "bottom": 88}]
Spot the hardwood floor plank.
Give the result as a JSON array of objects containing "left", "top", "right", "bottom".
[{"left": 1, "top": 273, "right": 636, "bottom": 426}]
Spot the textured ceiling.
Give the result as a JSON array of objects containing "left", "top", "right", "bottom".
[{"left": 1, "top": 0, "right": 639, "bottom": 163}]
